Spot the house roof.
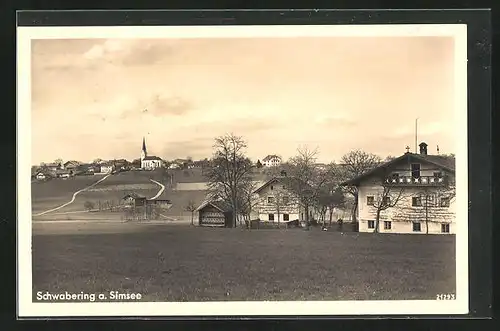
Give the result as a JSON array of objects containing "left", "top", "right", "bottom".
[
  {"left": 341, "top": 152, "right": 456, "bottom": 186},
  {"left": 253, "top": 176, "right": 309, "bottom": 194},
  {"left": 143, "top": 156, "right": 163, "bottom": 161},
  {"left": 262, "top": 154, "right": 281, "bottom": 162},
  {"left": 122, "top": 193, "right": 146, "bottom": 199},
  {"left": 44, "top": 163, "right": 61, "bottom": 167},
  {"left": 195, "top": 200, "right": 231, "bottom": 213},
  {"left": 64, "top": 160, "right": 79, "bottom": 166}
]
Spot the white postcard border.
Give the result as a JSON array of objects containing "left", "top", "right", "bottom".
[{"left": 17, "top": 24, "right": 469, "bottom": 317}]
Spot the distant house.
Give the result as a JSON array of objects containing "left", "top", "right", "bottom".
[
  {"left": 113, "top": 159, "right": 129, "bottom": 170},
  {"left": 56, "top": 169, "right": 72, "bottom": 179},
  {"left": 262, "top": 155, "right": 282, "bottom": 167},
  {"left": 140, "top": 137, "right": 163, "bottom": 170},
  {"left": 168, "top": 163, "right": 181, "bottom": 169},
  {"left": 99, "top": 163, "right": 115, "bottom": 174},
  {"left": 341, "top": 142, "right": 456, "bottom": 234},
  {"left": 122, "top": 193, "right": 147, "bottom": 208},
  {"left": 196, "top": 200, "right": 233, "bottom": 227},
  {"left": 35, "top": 171, "right": 53, "bottom": 181},
  {"left": 63, "top": 160, "right": 80, "bottom": 170},
  {"left": 44, "top": 162, "right": 63, "bottom": 172},
  {"left": 87, "top": 164, "right": 100, "bottom": 174}
]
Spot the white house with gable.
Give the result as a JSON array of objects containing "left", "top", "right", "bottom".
[
  {"left": 342, "top": 142, "right": 456, "bottom": 234},
  {"left": 262, "top": 155, "right": 282, "bottom": 167}
]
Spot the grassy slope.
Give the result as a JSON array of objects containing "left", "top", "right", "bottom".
[
  {"left": 32, "top": 223, "right": 456, "bottom": 302},
  {"left": 31, "top": 176, "right": 108, "bottom": 214}
]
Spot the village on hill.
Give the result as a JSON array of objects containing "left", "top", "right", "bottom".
[{"left": 32, "top": 135, "right": 456, "bottom": 235}]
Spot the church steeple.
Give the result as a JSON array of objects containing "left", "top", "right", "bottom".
[{"left": 141, "top": 137, "right": 147, "bottom": 160}]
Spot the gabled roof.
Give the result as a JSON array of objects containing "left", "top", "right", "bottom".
[
  {"left": 143, "top": 156, "right": 163, "bottom": 161},
  {"left": 341, "top": 152, "right": 455, "bottom": 186},
  {"left": 64, "top": 160, "right": 79, "bottom": 166},
  {"left": 123, "top": 193, "right": 146, "bottom": 200},
  {"left": 44, "top": 163, "right": 61, "bottom": 168},
  {"left": 253, "top": 176, "right": 309, "bottom": 194},
  {"left": 195, "top": 199, "right": 231, "bottom": 213},
  {"left": 262, "top": 154, "right": 281, "bottom": 162}
]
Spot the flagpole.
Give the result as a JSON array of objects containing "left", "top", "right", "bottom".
[{"left": 415, "top": 118, "right": 419, "bottom": 153}]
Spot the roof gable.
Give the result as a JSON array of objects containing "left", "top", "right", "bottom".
[
  {"left": 341, "top": 153, "right": 455, "bottom": 186},
  {"left": 195, "top": 200, "right": 230, "bottom": 213},
  {"left": 143, "top": 156, "right": 162, "bottom": 161},
  {"left": 253, "top": 176, "right": 308, "bottom": 194}
]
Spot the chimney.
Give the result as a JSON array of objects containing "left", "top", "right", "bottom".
[{"left": 419, "top": 142, "right": 428, "bottom": 155}]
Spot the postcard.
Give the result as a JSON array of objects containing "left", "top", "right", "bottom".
[{"left": 17, "top": 23, "right": 468, "bottom": 317}]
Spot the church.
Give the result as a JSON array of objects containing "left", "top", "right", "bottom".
[{"left": 140, "top": 137, "right": 163, "bottom": 170}]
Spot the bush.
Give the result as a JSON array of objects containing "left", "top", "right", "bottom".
[{"left": 84, "top": 201, "right": 95, "bottom": 211}]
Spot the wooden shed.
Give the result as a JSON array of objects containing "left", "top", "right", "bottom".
[
  {"left": 122, "top": 193, "right": 147, "bottom": 208},
  {"left": 196, "top": 200, "right": 233, "bottom": 228}
]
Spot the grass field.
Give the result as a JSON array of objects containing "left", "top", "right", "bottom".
[{"left": 32, "top": 223, "right": 456, "bottom": 302}]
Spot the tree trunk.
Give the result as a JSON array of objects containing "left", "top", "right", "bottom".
[
  {"left": 329, "top": 209, "right": 334, "bottom": 227},
  {"left": 351, "top": 197, "right": 358, "bottom": 223},
  {"left": 374, "top": 209, "right": 381, "bottom": 233},
  {"left": 191, "top": 212, "right": 194, "bottom": 226}
]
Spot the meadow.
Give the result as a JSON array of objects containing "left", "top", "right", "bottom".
[{"left": 32, "top": 222, "right": 457, "bottom": 302}]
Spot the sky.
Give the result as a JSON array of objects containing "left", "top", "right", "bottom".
[{"left": 31, "top": 36, "right": 457, "bottom": 165}]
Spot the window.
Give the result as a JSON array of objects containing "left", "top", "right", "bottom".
[
  {"left": 433, "top": 171, "right": 442, "bottom": 178},
  {"left": 412, "top": 197, "right": 422, "bottom": 207},
  {"left": 412, "top": 222, "right": 421, "bottom": 232},
  {"left": 283, "top": 214, "right": 289, "bottom": 221},
  {"left": 368, "top": 220, "right": 375, "bottom": 229},
  {"left": 270, "top": 185, "right": 274, "bottom": 190},
  {"left": 440, "top": 197, "right": 450, "bottom": 207},
  {"left": 282, "top": 196, "right": 289, "bottom": 205},
  {"left": 383, "top": 197, "right": 391, "bottom": 205},
  {"left": 441, "top": 223, "right": 450, "bottom": 233},
  {"left": 411, "top": 163, "right": 421, "bottom": 179},
  {"left": 268, "top": 214, "right": 275, "bottom": 221},
  {"left": 267, "top": 197, "right": 275, "bottom": 204},
  {"left": 384, "top": 221, "right": 392, "bottom": 230},
  {"left": 367, "top": 196, "right": 374, "bottom": 206}
]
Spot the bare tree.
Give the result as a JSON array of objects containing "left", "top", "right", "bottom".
[
  {"left": 287, "top": 146, "right": 327, "bottom": 228},
  {"left": 185, "top": 200, "right": 197, "bottom": 226},
  {"left": 413, "top": 176, "right": 456, "bottom": 234},
  {"left": 340, "top": 150, "right": 382, "bottom": 223},
  {"left": 234, "top": 180, "right": 259, "bottom": 228},
  {"left": 84, "top": 201, "right": 95, "bottom": 212},
  {"left": 268, "top": 189, "right": 293, "bottom": 227},
  {"left": 204, "top": 134, "right": 254, "bottom": 228},
  {"left": 370, "top": 177, "right": 406, "bottom": 233}
]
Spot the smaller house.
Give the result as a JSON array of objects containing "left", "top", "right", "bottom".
[
  {"left": 35, "top": 171, "right": 52, "bottom": 180},
  {"left": 63, "top": 160, "right": 80, "bottom": 170},
  {"left": 113, "top": 159, "right": 129, "bottom": 170},
  {"left": 196, "top": 200, "right": 233, "bottom": 227},
  {"left": 44, "top": 162, "right": 63, "bottom": 172},
  {"left": 99, "top": 163, "right": 115, "bottom": 174},
  {"left": 122, "top": 193, "right": 147, "bottom": 208},
  {"left": 56, "top": 169, "right": 72, "bottom": 179},
  {"left": 262, "top": 155, "right": 282, "bottom": 167}
]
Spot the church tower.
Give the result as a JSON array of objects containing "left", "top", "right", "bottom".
[{"left": 141, "top": 137, "right": 147, "bottom": 161}]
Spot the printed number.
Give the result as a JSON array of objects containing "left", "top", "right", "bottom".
[{"left": 436, "top": 294, "right": 455, "bottom": 300}]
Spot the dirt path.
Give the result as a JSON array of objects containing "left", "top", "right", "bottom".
[
  {"left": 33, "top": 174, "right": 111, "bottom": 217},
  {"left": 149, "top": 179, "right": 165, "bottom": 200}
]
